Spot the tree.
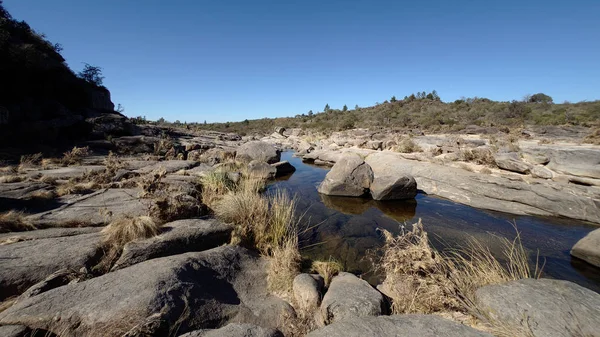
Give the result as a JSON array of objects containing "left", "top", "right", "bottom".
[
  {"left": 308, "top": 110, "right": 313, "bottom": 116},
  {"left": 354, "top": 104, "right": 359, "bottom": 110},
  {"left": 432, "top": 90, "right": 440, "bottom": 101},
  {"left": 78, "top": 63, "right": 104, "bottom": 86},
  {"left": 529, "top": 93, "right": 553, "bottom": 104},
  {"left": 390, "top": 96, "right": 397, "bottom": 102},
  {"left": 342, "top": 104, "right": 348, "bottom": 112},
  {"left": 324, "top": 104, "right": 330, "bottom": 112}
]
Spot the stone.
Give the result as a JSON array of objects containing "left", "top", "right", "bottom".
[
  {"left": 112, "top": 135, "right": 159, "bottom": 154},
  {"left": 293, "top": 273, "right": 323, "bottom": 311},
  {"left": 319, "top": 272, "right": 384, "bottom": 325},
  {"left": 0, "top": 246, "right": 292, "bottom": 337},
  {"left": 27, "top": 166, "right": 106, "bottom": 180},
  {"left": 531, "top": 165, "right": 553, "bottom": 179},
  {"left": 0, "top": 232, "right": 101, "bottom": 300},
  {"left": 237, "top": 141, "right": 281, "bottom": 164},
  {"left": 134, "top": 160, "right": 199, "bottom": 174},
  {"left": 571, "top": 228, "right": 600, "bottom": 267},
  {"left": 307, "top": 314, "right": 492, "bottom": 337},
  {"left": 271, "top": 161, "right": 296, "bottom": 177},
  {"left": 476, "top": 278, "right": 600, "bottom": 337},
  {"left": 521, "top": 144, "right": 600, "bottom": 179},
  {"left": 111, "top": 218, "right": 233, "bottom": 270},
  {"left": 0, "top": 227, "right": 100, "bottom": 244},
  {"left": 317, "top": 153, "right": 373, "bottom": 197},
  {"left": 366, "top": 141, "right": 383, "bottom": 151},
  {"left": 247, "top": 160, "right": 277, "bottom": 179},
  {"left": 0, "top": 325, "right": 30, "bottom": 337},
  {"left": 181, "top": 323, "right": 283, "bottom": 337},
  {"left": 28, "top": 188, "right": 152, "bottom": 227},
  {"left": 369, "top": 175, "right": 417, "bottom": 200},
  {"left": 297, "top": 141, "right": 314, "bottom": 155},
  {"left": 187, "top": 149, "right": 204, "bottom": 161},
  {"left": 494, "top": 152, "right": 532, "bottom": 174},
  {"left": 274, "top": 127, "right": 286, "bottom": 135}
]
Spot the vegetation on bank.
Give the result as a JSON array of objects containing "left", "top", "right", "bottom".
[{"left": 142, "top": 91, "right": 600, "bottom": 136}]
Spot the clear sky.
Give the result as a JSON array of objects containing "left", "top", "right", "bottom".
[{"left": 4, "top": 0, "right": 600, "bottom": 122}]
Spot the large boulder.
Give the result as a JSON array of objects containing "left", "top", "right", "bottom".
[
  {"left": 475, "top": 278, "right": 600, "bottom": 337},
  {"left": 319, "top": 272, "right": 384, "bottom": 325},
  {"left": 365, "top": 152, "right": 418, "bottom": 200},
  {"left": 0, "top": 246, "right": 292, "bottom": 337},
  {"left": 247, "top": 160, "right": 277, "bottom": 180},
  {"left": 571, "top": 228, "right": 600, "bottom": 267},
  {"left": 111, "top": 218, "right": 233, "bottom": 270},
  {"left": 521, "top": 144, "right": 600, "bottom": 179},
  {"left": 0, "top": 232, "right": 101, "bottom": 300},
  {"left": 271, "top": 161, "right": 296, "bottom": 177},
  {"left": 494, "top": 152, "right": 532, "bottom": 174},
  {"left": 307, "top": 314, "right": 492, "bottom": 337},
  {"left": 237, "top": 141, "right": 281, "bottom": 164},
  {"left": 181, "top": 323, "right": 283, "bottom": 337},
  {"left": 317, "top": 153, "right": 373, "bottom": 197},
  {"left": 293, "top": 273, "right": 323, "bottom": 311}
]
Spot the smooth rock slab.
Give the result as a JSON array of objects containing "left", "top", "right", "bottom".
[
  {"left": 134, "top": 160, "right": 199, "bottom": 174},
  {"left": 237, "top": 141, "right": 281, "bottom": 164},
  {"left": 571, "top": 228, "right": 600, "bottom": 268},
  {"left": 0, "top": 232, "right": 101, "bottom": 300},
  {"left": 180, "top": 323, "right": 283, "bottom": 337},
  {"left": 0, "top": 325, "right": 30, "bottom": 337},
  {"left": 475, "top": 278, "right": 600, "bottom": 337},
  {"left": 28, "top": 188, "right": 152, "bottom": 226},
  {"left": 112, "top": 218, "right": 233, "bottom": 270},
  {"left": 319, "top": 272, "right": 384, "bottom": 325},
  {"left": 317, "top": 153, "right": 373, "bottom": 197},
  {"left": 307, "top": 314, "right": 492, "bottom": 337},
  {"left": 28, "top": 165, "right": 105, "bottom": 180},
  {"left": 0, "top": 246, "right": 291, "bottom": 337},
  {"left": 494, "top": 152, "right": 532, "bottom": 174}
]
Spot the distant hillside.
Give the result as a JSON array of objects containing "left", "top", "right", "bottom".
[
  {"left": 0, "top": 1, "right": 133, "bottom": 148},
  {"left": 161, "top": 93, "right": 600, "bottom": 137}
]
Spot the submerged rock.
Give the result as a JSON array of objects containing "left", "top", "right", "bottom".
[
  {"left": 307, "top": 314, "right": 492, "bottom": 337},
  {"left": 317, "top": 153, "right": 373, "bottom": 197},
  {"left": 475, "top": 278, "right": 600, "bottom": 337},
  {"left": 571, "top": 228, "right": 600, "bottom": 268}
]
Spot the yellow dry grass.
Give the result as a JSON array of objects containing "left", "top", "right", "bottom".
[
  {"left": 0, "top": 175, "right": 24, "bottom": 183},
  {"left": 0, "top": 210, "right": 36, "bottom": 233},
  {"left": 18, "top": 152, "right": 43, "bottom": 171},
  {"left": 101, "top": 215, "right": 161, "bottom": 248},
  {"left": 61, "top": 146, "right": 91, "bottom": 166},
  {"left": 310, "top": 259, "right": 344, "bottom": 287}
]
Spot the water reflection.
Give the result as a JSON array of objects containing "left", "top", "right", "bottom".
[{"left": 271, "top": 152, "right": 600, "bottom": 291}]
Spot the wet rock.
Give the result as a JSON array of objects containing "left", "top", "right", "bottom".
[
  {"left": 307, "top": 314, "right": 492, "bottom": 337},
  {"left": 531, "top": 165, "right": 553, "bottom": 179},
  {"left": 476, "top": 278, "right": 600, "bottom": 337},
  {"left": 29, "top": 188, "right": 152, "bottom": 226},
  {"left": 181, "top": 323, "right": 283, "bottom": 337},
  {"left": 317, "top": 153, "right": 373, "bottom": 197},
  {"left": 0, "top": 246, "right": 292, "bottom": 337},
  {"left": 112, "top": 218, "right": 233, "bottom": 270},
  {"left": 271, "top": 161, "right": 296, "bottom": 177},
  {"left": 0, "top": 232, "right": 101, "bottom": 300},
  {"left": 571, "top": 228, "right": 600, "bottom": 267},
  {"left": 247, "top": 160, "right": 277, "bottom": 179},
  {"left": 237, "top": 141, "right": 281, "bottom": 164},
  {"left": 494, "top": 153, "right": 532, "bottom": 174},
  {"left": 319, "top": 272, "right": 384, "bottom": 325},
  {"left": 293, "top": 273, "right": 323, "bottom": 310}
]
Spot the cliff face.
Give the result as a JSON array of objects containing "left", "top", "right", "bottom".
[{"left": 0, "top": 2, "right": 132, "bottom": 147}]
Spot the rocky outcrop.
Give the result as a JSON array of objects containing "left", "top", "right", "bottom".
[
  {"left": 0, "top": 232, "right": 101, "bottom": 300},
  {"left": 319, "top": 272, "right": 384, "bottom": 325},
  {"left": 0, "top": 246, "right": 292, "bottom": 337},
  {"left": 571, "top": 228, "right": 600, "bottom": 267},
  {"left": 317, "top": 153, "right": 373, "bottom": 197},
  {"left": 0, "top": 325, "right": 30, "bottom": 337},
  {"left": 111, "top": 218, "right": 233, "bottom": 270},
  {"left": 365, "top": 152, "right": 417, "bottom": 200},
  {"left": 181, "top": 323, "right": 283, "bottom": 337},
  {"left": 494, "top": 152, "right": 532, "bottom": 174},
  {"left": 308, "top": 314, "right": 492, "bottom": 337},
  {"left": 475, "top": 279, "right": 600, "bottom": 337},
  {"left": 521, "top": 143, "right": 600, "bottom": 179},
  {"left": 237, "top": 141, "right": 281, "bottom": 164}
]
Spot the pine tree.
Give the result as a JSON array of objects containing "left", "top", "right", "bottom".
[
  {"left": 390, "top": 96, "right": 397, "bottom": 102},
  {"left": 343, "top": 104, "right": 348, "bottom": 112},
  {"left": 324, "top": 104, "right": 330, "bottom": 112}
]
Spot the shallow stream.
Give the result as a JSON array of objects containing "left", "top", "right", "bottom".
[{"left": 269, "top": 152, "right": 600, "bottom": 292}]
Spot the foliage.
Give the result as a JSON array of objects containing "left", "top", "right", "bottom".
[{"left": 78, "top": 63, "right": 104, "bottom": 86}]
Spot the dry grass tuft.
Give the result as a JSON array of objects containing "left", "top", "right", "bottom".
[
  {"left": 458, "top": 147, "right": 496, "bottom": 166},
  {"left": 311, "top": 259, "right": 344, "bottom": 287},
  {"left": 0, "top": 211, "right": 36, "bottom": 233},
  {"left": 0, "top": 175, "right": 24, "bottom": 183},
  {"left": 268, "top": 237, "right": 302, "bottom": 296},
  {"left": 584, "top": 128, "right": 600, "bottom": 145},
  {"left": 61, "top": 146, "right": 91, "bottom": 166},
  {"left": 394, "top": 137, "right": 423, "bottom": 153},
  {"left": 200, "top": 170, "right": 235, "bottom": 208},
  {"left": 56, "top": 181, "right": 99, "bottom": 196},
  {"left": 150, "top": 193, "right": 203, "bottom": 223},
  {"left": 39, "top": 175, "right": 58, "bottom": 185},
  {"left": 18, "top": 152, "right": 43, "bottom": 171},
  {"left": 29, "top": 189, "right": 57, "bottom": 200},
  {"left": 101, "top": 215, "right": 161, "bottom": 248},
  {"left": 217, "top": 189, "right": 269, "bottom": 246},
  {"left": 138, "top": 168, "right": 167, "bottom": 198}
]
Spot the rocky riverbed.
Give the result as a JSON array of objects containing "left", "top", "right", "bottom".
[{"left": 0, "top": 126, "right": 599, "bottom": 336}]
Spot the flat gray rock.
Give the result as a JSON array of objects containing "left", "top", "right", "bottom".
[
  {"left": 571, "top": 228, "right": 600, "bottom": 268},
  {"left": 0, "top": 227, "right": 101, "bottom": 244},
  {"left": 317, "top": 153, "right": 373, "bottom": 197},
  {"left": 134, "top": 160, "right": 199, "bottom": 174},
  {"left": 494, "top": 152, "right": 532, "bottom": 174},
  {"left": 28, "top": 188, "right": 152, "bottom": 226},
  {"left": 112, "top": 218, "right": 233, "bottom": 270},
  {"left": 0, "top": 246, "right": 292, "bottom": 337},
  {"left": 180, "top": 323, "right": 283, "bottom": 337},
  {"left": 0, "top": 325, "right": 30, "bottom": 337},
  {"left": 475, "top": 278, "right": 600, "bottom": 337},
  {"left": 28, "top": 165, "right": 105, "bottom": 180},
  {"left": 307, "top": 314, "right": 492, "bottom": 337},
  {"left": 0, "top": 232, "right": 101, "bottom": 300},
  {"left": 319, "top": 272, "right": 384, "bottom": 324},
  {"left": 521, "top": 144, "right": 600, "bottom": 179},
  {"left": 237, "top": 141, "right": 281, "bottom": 164}
]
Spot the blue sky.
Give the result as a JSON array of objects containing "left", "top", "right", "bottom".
[{"left": 4, "top": 0, "right": 600, "bottom": 122}]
